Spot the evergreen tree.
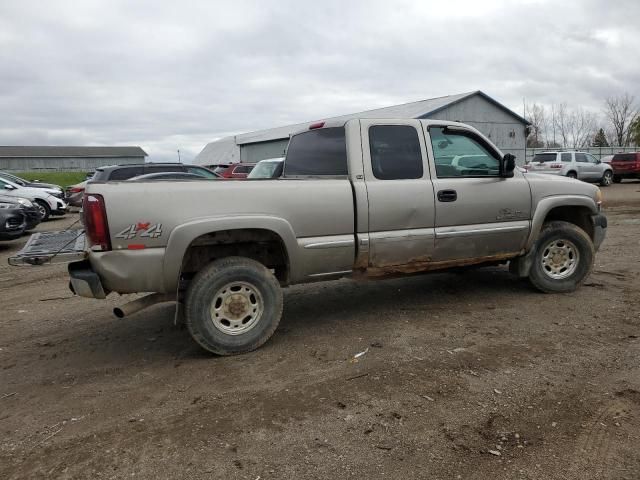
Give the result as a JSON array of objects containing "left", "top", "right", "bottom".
[{"left": 592, "top": 128, "right": 609, "bottom": 147}]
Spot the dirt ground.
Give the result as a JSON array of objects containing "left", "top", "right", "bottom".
[{"left": 1, "top": 182, "right": 640, "bottom": 480}]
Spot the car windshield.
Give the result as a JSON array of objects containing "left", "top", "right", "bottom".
[
  {"left": 248, "top": 160, "right": 283, "bottom": 179},
  {"left": 533, "top": 153, "right": 557, "bottom": 163},
  {"left": 1, "top": 172, "right": 26, "bottom": 185}
]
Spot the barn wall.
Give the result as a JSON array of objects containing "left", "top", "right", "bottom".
[
  {"left": 0, "top": 156, "right": 144, "bottom": 171},
  {"left": 426, "top": 96, "right": 527, "bottom": 164},
  {"left": 239, "top": 139, "right": 289, "bottom": 163}
]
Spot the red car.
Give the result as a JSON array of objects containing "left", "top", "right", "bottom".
[
  {"left": 611, "top": 152, "right": 640, "bottom": 183},
  {"left": 211, "top": 163, "right": 255, "bottom": 179}
]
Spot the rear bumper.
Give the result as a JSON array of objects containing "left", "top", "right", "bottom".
[
  {"left": 592, "top": 214, "right": 607, "bottom": 251},
  {"left": 68, "top": 260, "right": 108, "bottom": 299}
]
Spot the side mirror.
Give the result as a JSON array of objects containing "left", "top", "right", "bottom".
[{"left": 502, "top": 154, "right": 516, "bottom": 178}]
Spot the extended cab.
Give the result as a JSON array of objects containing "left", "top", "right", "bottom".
[{"left": 10, "top": 119, "right": 607, "bottom": 355}]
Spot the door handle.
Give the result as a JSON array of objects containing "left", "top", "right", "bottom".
[{"left": 437, "top": 189, "right": 457, "bottom": 202}]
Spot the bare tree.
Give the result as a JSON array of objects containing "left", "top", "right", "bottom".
[
  {"left": 554, "top": 103, "right": 570, "bottom": 147},
  {"left": 524, "top": 102, "right": 547, "bottom": 147},
  {"left": 604, "top": 93, "right": 637, "bottom": 146},
  {"left": 553, "top": 103, "right": 597, "bottom": 148}
]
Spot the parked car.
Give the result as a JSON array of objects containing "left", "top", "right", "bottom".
[
  {"left": 0, "top": 203, "right": 26, "bottom": 240},
  {"left": 127, "top": 172, "right": 213, "bottom": 181},
  {"left": 0, "top": 172, "right": 64, "bottom": 197},
  {"left": 0, "top": 177, "right": 67, "bottom": 220},
  {"left": 65, "top": 182, "right": 87, "bottom": 208},
  {"left": 526, "top": 151, "right": 614, "bottom": 186},
  {"left": 12, "top": 118, "right": 606, "bottom": 356},
  {"left": 0, "top": 194, "right": 42, "bottom": 230},
  {"left": 610, "top": 152, "right": 640, "bottom": 183},
  {"left": 89, "top": 163, "right": 219, "bottom": 182},
  {"left": 212, "top": 162, "right": 255, "bottom": 179},
  {"left": 65, "top": 164, "right": 219, "bottom": 207},
  {"left": 247, "top": 158, "right": 284, "bottom": 179}
]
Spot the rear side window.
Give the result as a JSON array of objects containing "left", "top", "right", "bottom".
[
  {"left": 533, "top": 153, "right": 557, "bottom": 163},
  {"left": 561, "top": 153, "right": 572, "bottom": 162},
  {"left": 108, "top": 167, "right": 144, "bottom": 180},
  {"left": 186, "top": 166, "right": 218, "bottom": 178},
  {"left": 575, "top": 153, "right": 588, "bottom": 163},
  {"left": 370, "top": 125, "right": 423, "bottom": 180},
  {"left": 285, "top": 128, "right": 348, "bottom": 176},
  {"left": 613, "top": 153, "right": 636, "bottom": 162}
]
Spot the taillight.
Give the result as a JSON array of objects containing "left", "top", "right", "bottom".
[
  {"left": 69, "top": 186, "right": 85, "bottom": 193},
  {"left": 83, "top": 194, "right": 111, "bottom": 251}
]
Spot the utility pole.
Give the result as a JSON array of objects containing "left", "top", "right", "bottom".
[{"left": 177, "top": 149, "right": 181, "bottom": 163}]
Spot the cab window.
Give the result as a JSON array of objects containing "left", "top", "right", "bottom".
[
  {"left": 369, "top": 125, "right": 423, "bottom": 180},
  {"left": 430, "top": 127, "right": 500, "bottom": 177}
]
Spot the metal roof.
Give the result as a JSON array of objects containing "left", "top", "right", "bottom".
[
  {"left": 195, "top": 91, "right": 529, "bottom": 165},
  {"left": 0, "top": 146, "right": 148, "bottom": 158}
]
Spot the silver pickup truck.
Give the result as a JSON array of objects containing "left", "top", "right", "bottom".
[{"left": 11, "top": 119, "right": 607, "bottom": 355}]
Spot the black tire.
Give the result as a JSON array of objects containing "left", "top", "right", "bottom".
[
  {"left": 185, "top": 256, "right": 283, "bottom": 355},
  {"left": 34, "top": 199, "right": 51, "bottom": 221},
  {"left": 613, "top": 175, "right": 622, "bottom": 184},
  {"left": 528, "top": 221, "right": 594, "bottom": 293},
  {"left": 599, "top": 170, "right": 613, "bottom": 187},
  {"left": 566, "top": 171, "right": 577, "bottom": 179}
]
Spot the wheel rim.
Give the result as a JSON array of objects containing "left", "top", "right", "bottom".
[
  {"left": 540, "top": 239, "right": 580, "bottom": 280},
  {"left": 603, "top": 172, "right": 612, "bottom": 185},
  {"left": 209, "top": 281, "right": 264, "bottom": 335},
  {"left": 36, "top": 203, "right": 47, "bottom": 218}
]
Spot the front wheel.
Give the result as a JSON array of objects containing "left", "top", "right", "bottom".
[
  {"left": 528, "top": 221, "right": 594, "bottom": 293},
  {"left": 185, "top": 256, "right": 283, "bottom": 355},
  {"left": 600, "top": 170, "right": 613, "bottom": 187},
  {"left": 34, "top": 199, "right": 51, "bottom": 221}
]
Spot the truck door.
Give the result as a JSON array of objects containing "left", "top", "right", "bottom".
[
  {"left": 425, "top": 125, "right": 531, "bottom": 262},
  {"left": 360, "top": 119, "right": 436, "bottom": 269}
]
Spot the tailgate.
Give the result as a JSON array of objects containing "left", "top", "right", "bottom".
[{"left": 9, "top": 229, "right": 87, "bottom": 266}]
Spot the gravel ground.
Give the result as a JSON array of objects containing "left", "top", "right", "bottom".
[{"left": 1, "top": 182, "right": 639, "bottom": 480}]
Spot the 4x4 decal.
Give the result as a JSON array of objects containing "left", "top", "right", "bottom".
[{"left": 115, "top": 223, "right": 163, "bottom": 240}]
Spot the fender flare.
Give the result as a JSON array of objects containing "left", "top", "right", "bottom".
[
  {"left": 162, "top": 215, "right": 298, "bottom": 292},
  {"left": 525, "top": 195, "right": 598, "bottom": 250}
]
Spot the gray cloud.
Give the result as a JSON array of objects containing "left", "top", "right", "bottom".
[{"left": 0, "top": 0, "right": 638, "bottom": 161}]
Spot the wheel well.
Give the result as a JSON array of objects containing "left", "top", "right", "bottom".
[
  {"left": 180, "top": 229, "right": 290, "bottom": 286},
  {"left": 567, "top": 170, "right": 577, "bottom": 176},
  {"left": 543, "top": 206, "right": 593, "bottom": 239}
]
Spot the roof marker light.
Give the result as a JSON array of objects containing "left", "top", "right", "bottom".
[{"left": 309, "top": 122, "right": 325, "bottom": 130}]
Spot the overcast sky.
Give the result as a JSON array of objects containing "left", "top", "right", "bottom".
[{"left": 0, "top": 0, "right": 638, "bottom": 161}]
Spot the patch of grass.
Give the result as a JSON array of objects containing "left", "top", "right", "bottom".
[{"left": 14, "top": 171, "right": 87, "bottom": 187}]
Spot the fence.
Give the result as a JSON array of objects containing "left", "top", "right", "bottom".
[{"left": 525, "top": 146, "right": 638, "bottom": 163}]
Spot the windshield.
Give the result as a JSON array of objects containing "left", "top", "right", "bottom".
[{"left": 248, "top": 160, "right": 283, "bottom": 179}]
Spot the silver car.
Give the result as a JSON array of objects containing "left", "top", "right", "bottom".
[{"left": 527, "top": 151, "right": 614, "bottom": 186}]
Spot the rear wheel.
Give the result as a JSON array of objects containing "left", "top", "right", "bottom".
[
  {"left": 566, "top": 171, "right": 577, "bottom": 179},
  {"left": 34, "top": 199, "right": 51, "bottom": 221},
  {"left": 185, "top": 256, "right": 283, "bottom": 355},
  {"left": 599, "top": 170, "right": 613, "bottom": 187},
  {"left": 528, "top": 221, "right": 594, "bottom": 293},
  {"left": 613, "top": 175, "right": 622, "bottom": 183}
]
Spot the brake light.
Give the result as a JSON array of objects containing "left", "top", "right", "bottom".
[
  {"left": 83, "top": 194, "right": 111, "bottom": 251},
  {"left": 69, "top": 186, "right": 85, "bottom": 193},
  {"left": 309, "top": 121, "right": 325, "bottom": 130}
]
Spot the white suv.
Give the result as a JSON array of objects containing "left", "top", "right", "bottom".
[{"left": 526, "top": 151, "right": 614, "bottom": 186}]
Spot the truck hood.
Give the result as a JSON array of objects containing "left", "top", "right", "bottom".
[{"left": 524, "top": 172, "right": 599, "bottom": 204}]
